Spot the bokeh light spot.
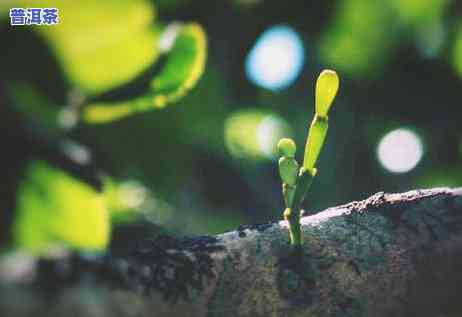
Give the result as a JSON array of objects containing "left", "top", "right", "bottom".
[
  {"left": 118, "top": 181, "right": 148, "bottom": 209},
  {"left": 225, "top": 110, "right": 292, "bottom": 160},
  {"left": 377, "top": 129, "right": 423, "bottom": 173},
  {"left": 245, "top": 25, "right": 305, "bottom": 91}
]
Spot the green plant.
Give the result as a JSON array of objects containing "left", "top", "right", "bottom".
[{"left": 277, "top": 69, "right": 339, "bottom": 247}]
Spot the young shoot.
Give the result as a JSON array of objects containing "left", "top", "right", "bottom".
[{"left": 277, "top": 69, "right": 339, "bottom": 248}]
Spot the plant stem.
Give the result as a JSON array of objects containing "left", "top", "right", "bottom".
[
  {"left": 284, "top": 168, "right": 315, "bottom": 247},
  {"left": 291, "top": 168, "right": 315, "bottom": 212},
  {"left": 282, "top": 183, "right": 295, "bottom": 208},
  {"left": 283, "top": 208, "right": 301, "bottom": 246}
]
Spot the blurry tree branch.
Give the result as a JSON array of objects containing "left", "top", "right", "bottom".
[{"left": 1, "top": 187, "right": 462, "bottom": 317}]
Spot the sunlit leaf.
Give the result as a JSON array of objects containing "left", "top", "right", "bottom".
[
  {"left": 315, "top": 70, "right": 339, "bottom": 118},
  {"left": 13, "top": 161, "right": 109, "bottom": 254},
  {"left": 303, "top": 115, "right": 328, "bottom": 171},
  {"left": 1, "top": 0, "right": 159, "bottom": 95},
  {"left": 82, "top": 23, "right": 207, "bottom": 124}
]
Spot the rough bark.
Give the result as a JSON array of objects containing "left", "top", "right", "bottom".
[{"left": 1, "top": 187, "right": 462, "bottom": 317}]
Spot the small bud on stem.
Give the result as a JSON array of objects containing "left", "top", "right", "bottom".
[
  {"left": 277, "top": 138, "right": 296, "bottom": 158},
  {"left": 277, "top": 69, "right": 340, "bottom": 248}
]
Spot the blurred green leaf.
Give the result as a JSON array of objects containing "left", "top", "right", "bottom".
[
  {"left": 319, "top": 0, "right": 449, "bottom": 76},
  {"left": 2, "top": 0, "right": 160, "bottom": 95},
  {"left": 319, "top": 0, "right": 394, "bottom": 77},
  {"left": 13, "top": 161, "right": 109, "bottom": 254},
  {"left": 390, "top": 0, "right": 448, "bottom": 27},
  {"left": 43, "top": 0, "right": 159, "bottom": 95},
  {"left": 82, "top": 23, "right": 207, "bottom": 124}
]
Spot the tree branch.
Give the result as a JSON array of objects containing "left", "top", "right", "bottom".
[{"left": 1, "top": 187, "right": 462, "bottom": 317}]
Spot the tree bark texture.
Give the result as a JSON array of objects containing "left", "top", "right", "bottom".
[{"left": 1, "top": 187, "right": 462, "bottom": 317}]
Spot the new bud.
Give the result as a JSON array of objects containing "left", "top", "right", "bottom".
[
  {"left": 278, "top": 156, "right": 299, "bottom": 186},
  {"left": 277, "top": 138, "right": 296, "bottom": 158},
  {"left": 315, "top": 69, "right": 339, "bottom": 118}
]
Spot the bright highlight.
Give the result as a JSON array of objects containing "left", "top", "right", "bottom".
[
  {"left": 245, "top": 25, "right": 305, "bottom": 91},
  {"left": 377, "top": 128, "right": 423, "bottom": 173}
]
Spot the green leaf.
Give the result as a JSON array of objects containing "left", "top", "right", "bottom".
[
  {"left": 290, "top": 167, "right": 316, "bottom": 213},
  {"left": 2, "top": 0, "right": 160, "bottom": 96},
  {"left": 13, "top": 161, "right": 110, "bottom": 254},
  {"left": 303, "top": 69, "right": 339, "bottom": 170},
  {"left": 303, "top": 115, "right": 328, "bottom": 171},
  {"left": 82, "top": 23, "right": 207, "bottom": 124},
  {"left": 315, "top": 69, "right": 339, "bottom": 118}
]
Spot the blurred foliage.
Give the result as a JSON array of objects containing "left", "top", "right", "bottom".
[
  {"left": 390, "top": 0, "right": 448, "bottom": 27},
  {"left": 83, "top": 22, "right": 207, "bottom": 123},
  {"left": 319, "top": 0, "right": 394, "bottom": 77},
  {"left": 14, "top": 161, "right": 109, "bottom": 254},
  {"left": 13, "top": 160, "right": 152, "bottom": 255},
  {"left": 1, "top": 1, "right": 207, "bottom": 126},
  {"left": 1, "top": 0, "right": 159, "bottom": 95},
  {"left": 319, "top": 0, "right": 450, "bottom": 77},
  {"left": 0, "top": 0, "right": 208, "bottom": 254}
]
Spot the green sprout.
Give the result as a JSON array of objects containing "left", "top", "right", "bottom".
[{"left": 277, "top": 69, "right": 339, "bottom": 248}]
